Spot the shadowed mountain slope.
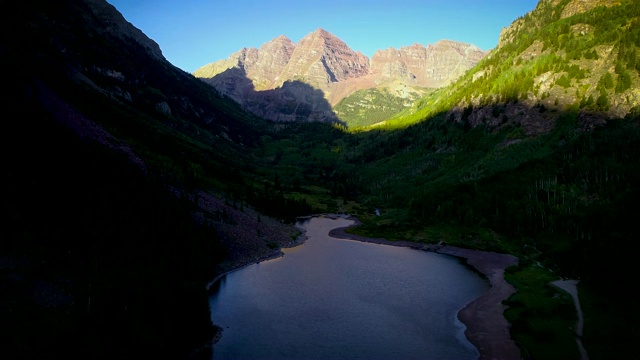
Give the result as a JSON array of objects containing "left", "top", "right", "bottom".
[{"left": 1, "top": 0, "right": 304, "bottom": 358}]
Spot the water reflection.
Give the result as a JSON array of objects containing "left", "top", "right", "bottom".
[{"left": 210, "top": 216, "right": 488, "bottom": 360}]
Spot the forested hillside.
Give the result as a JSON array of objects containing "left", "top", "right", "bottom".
[{"left": 372, "top": 0, "right": 639, "bottom": 128}]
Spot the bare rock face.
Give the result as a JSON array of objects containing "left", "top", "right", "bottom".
[
  {"left": 275, "top": 28, "right": 370, "bottom": 91},
  {"left": 370, "top": 40, "right": 485, "bottom": 88},
  {"left": 249, "top": 80, "right": 338, "bottom": 123},
  {"left": 194, "top": 37, "right": 295, "bottom": 101},
  {"left": 424, "top": 40, "right": 486, "bottom": 86},
  {"left": 558, "top": 0, "right": 621, "bottom": 18},
  {"left": 193, "top": 47, "right": 259, "bottom": 80},
  {"left": 193, "top": 36, "right": 295, "bottom": 88},
  {"left": 370, "top": 47, "right": 415, "bottom": 82},
  {"left": 194, "top": 28, "right": 486, "bottom": 123},
  {"left": 394, "top": 44, "right": 429, "bottom": 83},
  {"left": 247, "top": 35, "right": 296, "bottom": 90}
]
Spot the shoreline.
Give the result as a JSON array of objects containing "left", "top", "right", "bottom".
[
  {"left": 326, "top": 214, "right": 522, "bottom": 360},
  {"left": 206, "top": 229, "right": 309, "bottom": 292},
  {"left": 207, "top": 213, "right": 522, "bottom": 359}
]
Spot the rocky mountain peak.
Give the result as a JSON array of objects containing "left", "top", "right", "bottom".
[
  {"left": 304, "top": 28, "right": 348, "bottom": 47},
  {"left": 273, "top": 34, "right": 293, "bottom": 42},
  {"left": 194, "top": 29, "right": 486, "bottom": 122},
  {"left": 249, "top": 35, "right": 296, "bottom": 89},
  {"left": 274, "top": 28, "right": 370, "bottom": 89},
  {"left": 309, "top": 27, "right": 333, "bottom": 39}
]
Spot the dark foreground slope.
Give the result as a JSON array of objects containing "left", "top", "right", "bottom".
[
  {"left": 2, "top": 100, "right": 224, "bottom": 358},
  {"left": 0, "top": 0, "right": 303, "bottom": 358}
]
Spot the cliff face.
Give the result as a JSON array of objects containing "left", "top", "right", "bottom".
[
  {"left": 370, "top": 40, "right": 486, "bottom": 88},
  {"left": 275, "top": 29, "right": 370, "bottom": 90},
  {"left": 247, "top": 35, "right": 297, "bottom": 90},
  {"left": 194, "top": 28, "right": 486, "bottom": 123}
]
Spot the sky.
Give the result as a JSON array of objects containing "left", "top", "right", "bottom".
[{"left": 106, "top": 0, "right": 539, "bottom": 74}]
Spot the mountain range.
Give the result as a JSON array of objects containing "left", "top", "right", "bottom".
[
  {"left": 2, "top": 0, "right": 639, "bottom": 359},
  {"left": 194, "top": 28, "right": 485, "bottom": 123}
]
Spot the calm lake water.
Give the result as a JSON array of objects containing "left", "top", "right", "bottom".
[{"left": 209, "top": 216, "right": 488, "bottom": 360}]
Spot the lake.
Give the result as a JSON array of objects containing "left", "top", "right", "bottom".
[{"left": 209, "top": 216, "right": 489, "bottom": 360}]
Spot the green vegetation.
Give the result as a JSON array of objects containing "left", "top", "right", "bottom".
[
  {"left": 504, "top": 263, "right": 579, "bottom": 360},
  {"left": 355, "top": 0, "right": 640, "bottom": 132},
  {"left": 580, "top": 280, "right": 639, "bottom": 360},
  {"left": 334, "top": 87, "right": 429, "bottom": 127},
  {"left": 238, "top": 1, "right": 640, "bottom": 358}
]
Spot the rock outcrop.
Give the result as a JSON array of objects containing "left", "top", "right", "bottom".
[
  {"left": 369, "top": 40, "right": 486, "bottom": 88},
  {"left": 276, "top": 29, "right": 370, "bottom": 90}
]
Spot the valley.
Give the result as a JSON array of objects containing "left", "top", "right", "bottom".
[{"left": 2, "top": 0, "right": 639, "bottom": 359}]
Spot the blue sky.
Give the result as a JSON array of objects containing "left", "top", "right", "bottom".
[{"left": 106, "top": 0, "right": 539, "bottom": 73}]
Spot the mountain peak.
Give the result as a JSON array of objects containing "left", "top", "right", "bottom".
[
  {"left": 261, "top": 35, "right": 295, "bottom": 52},
  {"left": 312, "top": 28, "right": 332, "bottom": 36},
  {"left": 274, "top": 28, "right": 369, "bottom": 88},
  {"left": 303, "top": 28, "right": 340, "bottom": 43},
  {"left": 195, "top": 31, "right": 486, "bottom": 120},
  {"left": 272, "top": 34, "right": 293, "bottom": 43}
]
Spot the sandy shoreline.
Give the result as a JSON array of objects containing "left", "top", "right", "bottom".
[{"left": 326, "top": 214, "right": 522, "bottom": 360}]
